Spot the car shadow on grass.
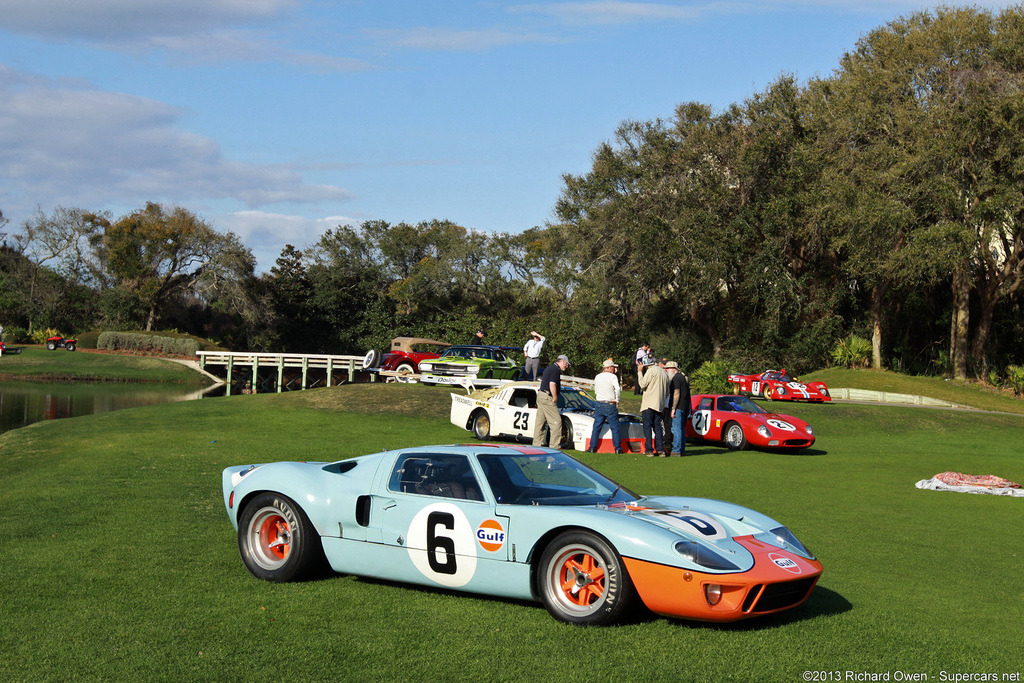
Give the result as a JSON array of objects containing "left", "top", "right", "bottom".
[{"left": 339, "top": 574, "right": 850, "bottom": 629}]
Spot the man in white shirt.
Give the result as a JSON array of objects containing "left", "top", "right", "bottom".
[
  {"left": 522, "top": 330, "right": 545, "bottom": 381},
  {"left": 587, "top": 358, "right": 624, "bottom": 453}
]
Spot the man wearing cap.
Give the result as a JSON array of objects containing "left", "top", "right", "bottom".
[
  {"left": 533, "top": 354, "right": 571, "bottom": 449},
  {"left": 468, "top": 329, "right": 486, "bottom": 345},
  {"left": 522, "top": 330, "right": 546, "bottom": 381},
  {"left": 638, "top": 354, "right": 669, "bottom": 456},
  {"left": 587, "top": 358, "right": 624, "bottom": 453},
  {"left": 664, "top": 361, "right": 691, "bottom": 456},
  {"left": 633, "top": 342, "right": 651, "bottom": 395}
]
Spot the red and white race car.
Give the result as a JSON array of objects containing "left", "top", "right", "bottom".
[
  {"left": 727, "top": 369, "right": 830, "bottom": 403},
  {"left": 687, "top": 394, "right": 816, "bottom": 452}
]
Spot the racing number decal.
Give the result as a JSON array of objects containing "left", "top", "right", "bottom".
[
  {"left": 692, "top": 410, "right": 712, "bottom": 435},
  {"left": 766, "top": 418, "right": 796, "bottom": 432},
  {"left": 426, "top": 512, "right": 457, "bottom": 575},
  {"left": 751, "top": 380, "right": 761, "bottom": 395},
  {"left": 407, "top": 502, "right": 478, "bottom": 587},
  {"left": 648, "top": 509, "right": 727, "bottom": 540},
  {"left": 513, "top": 411, "right": 530, "bottom": 431}
]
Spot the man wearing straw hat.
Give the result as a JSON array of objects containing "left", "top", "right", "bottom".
[{"left": 586, "top": 358, "right": 624, "bottom": 454}]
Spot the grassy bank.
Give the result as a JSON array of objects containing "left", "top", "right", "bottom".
[
  {"left": 2, "top": 383, "right": 1022, "bottom": 682},
  {"left": 803, "top": 367, "right": 1024, "bottom": 414},
  {"left": 0, "top": 346, "right": 208, "bottom": 383}
]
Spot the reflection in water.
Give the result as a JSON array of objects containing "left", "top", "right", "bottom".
[{"left": 0, "top": 381, "right": 210, "bottom": 434}]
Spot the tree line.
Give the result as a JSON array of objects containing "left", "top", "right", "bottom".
[{"left": 3, "top": 6, "right": 1024, "bottom": 382}]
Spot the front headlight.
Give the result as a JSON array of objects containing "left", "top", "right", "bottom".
[
  {"left": 674, "top": 540, "right": 740, "bottom": 571},
  {"left": 419, "top": 363, "right": 432, "bottom": 371},
  {"left": 467, "top": 366, "right": 481, "bottom": 374},
  {"left": 820, "top": 388, "right": 829, "bottom": 397},
  {"left": 805, "top": 425, "right": 814, "bottom": 435},
  {"left": 776, "top": 386, "right": 788, "bottom": 396},
  {"left": 754, "top": 526, "right": 814, "bottom": 559},
  {"left": 757, "top": 425, "right": 771, "bottom": 438}
]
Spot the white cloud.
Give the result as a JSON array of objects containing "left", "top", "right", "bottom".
[
  {"left": 0, "top": 67, "right": 353, "bottom": 220},
  {"left": 0, "top": 0, "right": 296, "bottom": 41},
  {"left": 215, "top": 211, "right": 359, "bottom": 271},
  {"left": 369, "top": 26, "right": 562, "bottom": 51}
]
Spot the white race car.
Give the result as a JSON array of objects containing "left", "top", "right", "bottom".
[{"left": 450, "top": 381, "right": 645, "bottom": 452}]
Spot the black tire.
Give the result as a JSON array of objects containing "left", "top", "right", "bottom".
[
  {"left": 537, "top": 530, "right": 637, "bottom": 626},
  {"left": 47, "top": 341, "right": 57, "bottom": 351},
  {"left": 559, "top": 417, "right": 574, "bottom": 449},
  {"left": 362, "top": 349, "right": 382, "bottom": 370},
  {"left": 238, "top": 493, "right": 327, "bottom": 582},
  {"left": 723, "top": 421, "right": 748, "bottom": 451},
  {"left": 485, "top": 370, "right": 494, "bottom": 379},
  {"left": 472, "top": 411, "right": 491, "bottom": 440},
  {"left": 65, "top": 342, "right": 76, "bottom": 352}
]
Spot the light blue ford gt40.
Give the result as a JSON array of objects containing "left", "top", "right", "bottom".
[{"left": 223, "top": 443, "right": 822, "bottom": 625}]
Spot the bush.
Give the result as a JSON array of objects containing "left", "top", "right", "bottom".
[
  {"left": 831, "top": 335, "right": 871, "bottom": 369},
  {"left": 97, "top": 332, "right": 200, "bottom": 357},
  {"left": 1, "top": 325, "right": 29, "bottom": 343},
  {"left": 31, "top": 328, "right": 62, "bottom": 345},
  {"left": 689, "top": 359, "right": 737, "bottom": 395},
  {"left": 1005, "top": 365, "right": 1024, "bottom": 396}
]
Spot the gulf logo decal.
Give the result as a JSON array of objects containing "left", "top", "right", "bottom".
[
  {"left": 769, "top": 552, "right": 802, "bottom": 574},
  {"left": 476, "top": 519, "right": 506, "bottom": 552}
]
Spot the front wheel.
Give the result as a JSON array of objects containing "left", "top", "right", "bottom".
[
  {"left": 65, "top": 342, "right": 76, "bottom": 352},
  {"left": 472, "top": 412, "right": 491, "bottom": 440},
  {"left": 238, "top": 493, "right": 327, "bottom": 582},
  {"left": 559, "top": 417, "right": 574, "bottom": 449},
  {"left": 538, "top": 531, "right": 637, "bottom": 626},
  {"left": 47, "top": 341, "right": 57, "bottom": 351},
  {"left": 723, "top": 422, "right": 748, "bottom": 451}
]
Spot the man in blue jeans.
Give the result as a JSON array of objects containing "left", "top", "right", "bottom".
[
  {"left": 587, "top": 358, "right": 624, "bottom": 453},
  {"left": 664, "top": 361, "right": 691, "bottom": 456}
]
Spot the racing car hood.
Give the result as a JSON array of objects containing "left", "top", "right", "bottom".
[{"left": 596, "top": 494, "right": 816, "bottom": 573}]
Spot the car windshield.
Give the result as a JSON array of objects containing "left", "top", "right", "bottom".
[
  {"left": 557, "top": 387, "right": 596, "bottom": 412},
  {"left": 478, "top": 450, "right": 637, "bottom": 506},
  {"left": 442, "top": 346, "right": 493, "bottom": 360},
  {"left": 715, "top": 396, "right": 766, "bottom": 413}
]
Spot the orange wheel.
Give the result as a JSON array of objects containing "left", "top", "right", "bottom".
[
  {"left": 238, "top": 493, "right": 327, "bottom": 582},
  {"left": 538, "top": 531, "right": 636, "bottom": 625}
]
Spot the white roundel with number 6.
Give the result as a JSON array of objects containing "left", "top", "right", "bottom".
[
  {"left": 692, "top": 410, "right": 712, "bottom": 436},
  {"left": 407, "top": 502, "right": 478, "bottom": 587}
]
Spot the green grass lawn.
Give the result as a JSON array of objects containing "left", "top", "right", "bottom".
[
  {"left": 0, "top": 346, "right": 207, "bottom": 383},
  {"left": 2, "top": 383, "right": 1022, "bottom": 682}
]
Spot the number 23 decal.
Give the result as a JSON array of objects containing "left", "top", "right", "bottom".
[{"left": 513, "top": 410, "right": 530, "bottom": 430}]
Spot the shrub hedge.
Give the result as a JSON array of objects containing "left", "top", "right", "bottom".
[{"left": 97, "top": 331, "right": 200, "bottom": 356}]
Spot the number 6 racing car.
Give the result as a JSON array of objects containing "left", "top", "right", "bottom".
[{"left": 223, "top": 443, "right": 823, "bottom": 625}]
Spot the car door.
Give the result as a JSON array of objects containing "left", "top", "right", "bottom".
[
  {"left": 492, "top": 387, "right": 536, "bottom": 439},
  {"left": 372, "top": 452, "right": 512, "bottom": 589},
  {"left": 690, "top": 396, "right": 719, "bottom": 440}
]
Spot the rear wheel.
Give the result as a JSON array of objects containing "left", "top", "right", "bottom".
[
  {"left": 238, "top": 493, "right": 326, "bottom": 582},
  {"left": 559, "top": 417, "right": 574, "bottom": 449},
  {"left": 538, "top": 530, "right": 637, "bottom": 626},
  {"left": 723, "top": 422, "right": 748, "bottom": 451},
  {"left": 47, "top": 341, "right": 57, "bottom": 351},
  {"left": 65, "top": 342, "right": 76, "bottom": 352},
  {"left": 472, "top": 412, "right": 491, "bottom": 439}
]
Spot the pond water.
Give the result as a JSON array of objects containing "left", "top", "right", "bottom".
[{"left": 0, "top": 380, "right": 210, "bottom": 434}]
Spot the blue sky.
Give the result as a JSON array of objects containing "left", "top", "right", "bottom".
[{"left": 0, "top": 1, "right": 1015, "bottom": 272}]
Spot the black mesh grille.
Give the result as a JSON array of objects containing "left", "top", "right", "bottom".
[{"left": 751, "top": 577, "right": 817, "bottom": 612}]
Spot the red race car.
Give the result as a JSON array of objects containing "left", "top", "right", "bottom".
[
  {"left": 363, "top": 337, "right": 450, "bottom": 380},
  {"left": 687, "top": 394, "right": 816, "bottom": 452},
  {"left": 727, "top": 369, "right": 830, "bottom": 403}
]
